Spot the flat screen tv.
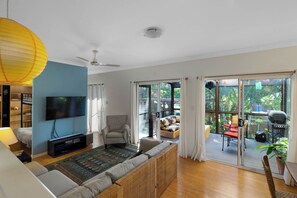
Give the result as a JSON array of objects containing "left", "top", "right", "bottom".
[{"left": 46, "top": 96, "right": 86, "bottom": 120}]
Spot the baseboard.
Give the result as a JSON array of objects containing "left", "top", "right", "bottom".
[{"left": 32, "top": 152, "right": 47, "bottom": 159}]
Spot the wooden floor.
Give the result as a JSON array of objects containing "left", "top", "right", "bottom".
[
  {"left": 34, "top": 133, "right": 297, "bottom": 198},
  {"left": 161, "top": 158, "right": 297, "bottom": 198}
]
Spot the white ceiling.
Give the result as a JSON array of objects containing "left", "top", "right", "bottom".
[{"left": 1, "top": 0, "right": 297, "bottom": 74}]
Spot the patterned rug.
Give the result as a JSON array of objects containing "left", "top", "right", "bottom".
[{"left": 46, "top": 144, "right": 137, "bottom": 184}]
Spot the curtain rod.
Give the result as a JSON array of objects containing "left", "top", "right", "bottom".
[
  {"left": 131, "top": 77, "right": 187, "bottom": 84},
  {"left": 204, "top": 70, "right": 296, "bottom": 79}
]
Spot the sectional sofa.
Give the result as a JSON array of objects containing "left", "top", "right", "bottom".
[{"left": 27, "top": 138, "right": 178, "bottom": 198}]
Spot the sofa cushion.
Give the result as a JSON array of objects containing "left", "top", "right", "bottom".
[
  {"left": 58, "top": 186, "right": 93, "bottom": 198},
  {"left": 82, "top": 171, "right": 107, "bottom": 185},
  {"left": 25, "top": 161, "right": 48, "bottom": 176},
  {"left": 161, "top": 117, "right": 170, "bottom": 126},
  {"left": 105, "top": 161, "right": 134, "bottom": 182},
  {"left": 145, "top": 142, "right": 170, "bottom": 157},
  {"left": 106, "top": 132, "right": 124, "bottom": 138},
  {"left": 165, "top": 124, "right": 180, "bottom": 132},
  {"left": 83, "top": 175, "right": 112, "bottom": 195},
  {"left": 38, "top": 170, "right": 78, "bottom": 197},
  {"left": 127, "top": 154, "right": 148, "bottom": 167},
  {"left": 139, "top": 137, "right": 162, "bottom": 152}
]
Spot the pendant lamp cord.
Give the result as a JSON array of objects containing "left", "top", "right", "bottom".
[{"left": 6, "top": 0, "right": 9, "bottom": 18}]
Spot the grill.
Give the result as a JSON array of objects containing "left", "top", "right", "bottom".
[{"left": 267, "top": 110, "right": 288, "bottom": 143}]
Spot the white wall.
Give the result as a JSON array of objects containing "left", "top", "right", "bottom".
[{"left": 88, "top": 46, "right": 297, "bottom": 156}]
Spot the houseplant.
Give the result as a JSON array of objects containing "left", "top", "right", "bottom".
[{"left": 256, "top": 137, "right": 288, "bottom": 174}]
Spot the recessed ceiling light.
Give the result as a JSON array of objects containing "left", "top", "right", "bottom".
[{"left": 144, "top": 27, "right": 162, "bottom": 38}]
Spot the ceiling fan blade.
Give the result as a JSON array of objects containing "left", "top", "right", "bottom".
[
  {"left": 98, "top": 63, "right": 120, "bottom": 67},
  {"left": 76, "top": 57, "right": 89, "bottom": 62}
]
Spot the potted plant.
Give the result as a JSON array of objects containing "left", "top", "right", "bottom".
[{"left": 256, "top": 137, "right": 288, "bottom": 174}]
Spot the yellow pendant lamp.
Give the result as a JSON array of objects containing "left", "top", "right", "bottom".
[{"left": 0, "top": 17, "right": 48, "bottom": 85}]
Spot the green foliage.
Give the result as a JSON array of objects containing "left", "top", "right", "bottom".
[{"left": 256, "top": 137, "right": 288, "bottom": 164}]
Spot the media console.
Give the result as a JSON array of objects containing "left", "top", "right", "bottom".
[{"left": 48, "top": 133, "right": 86, "bottom": 157}]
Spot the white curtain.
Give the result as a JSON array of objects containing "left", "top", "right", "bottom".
[
  {"left": 87, "top": 84, "right": 105, "bottom": 133},
  {"left": 284, "top": 73, "right": 297, "bottom": 185},
  {"left": 179, "top": 77, "right": 188, "bottom": 158},
  {"left": 191, "top": 77, "right": 207, "bottom": 161},
  {"left": 130, "top": 82, "right": 139, "bottom": 144}
]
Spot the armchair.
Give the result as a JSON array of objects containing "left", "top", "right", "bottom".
[{"left": 101, "top": 115, "right": 130, "bottom": 148}]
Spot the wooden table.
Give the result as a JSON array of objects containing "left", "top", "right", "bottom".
[{"left": 285, "top": 161, "right": 297, "bottom": 183}]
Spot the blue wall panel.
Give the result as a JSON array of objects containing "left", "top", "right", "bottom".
[{"left": 32, "top": 61, "right": 87, "bottom": 155}]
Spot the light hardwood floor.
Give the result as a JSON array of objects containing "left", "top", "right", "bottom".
[
  {"left": 161, "top": 158, "right": 297, "bottom": 198},
  {"left": 34, "top": 133, "right": 297, "bottom": 198}
]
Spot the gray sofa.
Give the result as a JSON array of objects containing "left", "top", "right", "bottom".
[{"left": 26, "top": 138, "right": 177, "bottom": 198}]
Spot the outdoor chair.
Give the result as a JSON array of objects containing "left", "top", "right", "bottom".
[
  {"left": 261, "top": 155, "right": 297, "bottom": 198},
  {"left": 101, "top": 115, "right": 130, "bottom": 148},
  {"left": 222, "top": 116, "right": 247, "bottom": 151}
]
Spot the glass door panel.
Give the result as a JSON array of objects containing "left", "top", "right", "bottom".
[
  {"left": 138, "top": 85, "right": 150, "bottom": 139},
  {"left": 137, "top": 83, "right": 160, "bottom": 139},
  {"left": 239, "top": 78, "right": 290, "bottom": 174}
]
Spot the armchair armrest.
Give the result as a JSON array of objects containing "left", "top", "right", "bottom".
[
  {"left": 122, "top": 124, "right": 131, "bottom": 143},
  {"left": 101, "top": 126, "right": 109, "bottom": 144}
]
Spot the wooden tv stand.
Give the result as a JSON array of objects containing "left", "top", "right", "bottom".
[{"left": 48, "top": 133, "right": 86, "bottom": 157}]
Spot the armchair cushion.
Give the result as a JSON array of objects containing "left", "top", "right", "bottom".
[{"left": 106, "top": 132, "right": 124, "bottom": 138}]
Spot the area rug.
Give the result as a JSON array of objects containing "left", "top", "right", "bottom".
[{"left": 46, "top": 144, "right": 137, "bottom": 184}]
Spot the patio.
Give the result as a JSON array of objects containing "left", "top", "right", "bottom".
[{"left": 205, "top": 133, "right": 280, "bottom": 174}]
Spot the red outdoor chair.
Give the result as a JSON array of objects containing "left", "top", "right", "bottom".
[{"left": 222, "top": 116, "right": 247, "bottom": 151}]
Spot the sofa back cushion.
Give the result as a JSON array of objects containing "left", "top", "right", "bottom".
[
  {"left": 139, "top": 137, "right": 162, "bottom": 152},
  {"left": 105, "top": 161, "right": 134, "bottom": 183},
  {"left": 58, "top": 186, "right": 93, "bottom": 198},
  {"left": 127, "top": 154, "right": 148, "bottom": 167},
  {"left": 83, "top": 175, "right": 112, "bottom": 196},
  {"left": 38, "top": 170, "right": 78, "bottom": 197},
  {"left": 145, "top": 142, "right": 171, "bottom": 157}
]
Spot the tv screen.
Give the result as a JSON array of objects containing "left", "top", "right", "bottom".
[{"left": 46, "top": 96, "right": 86, "bottom": 120}]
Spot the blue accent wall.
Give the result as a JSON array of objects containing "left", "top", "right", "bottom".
[{"left": 32, "top": 61, "right": 87, "bottom": 155}]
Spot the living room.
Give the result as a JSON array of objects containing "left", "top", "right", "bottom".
[{"left": 1, "top": 1, "right": 297, "bottom": 198}]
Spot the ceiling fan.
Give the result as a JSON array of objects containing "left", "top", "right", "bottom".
[{"left": 77, "top": 50, "right": 120, "bottom": 67}]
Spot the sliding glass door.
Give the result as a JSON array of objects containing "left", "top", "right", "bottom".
[
  {"left": 205, "top": 75, "right": 292, "bottom": 174},
  {"left": 138, "top": 83, "right": 160, "bottom": 139},
  {"left": 137, "top": 81, "right": 181, "bottom": 141}
]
